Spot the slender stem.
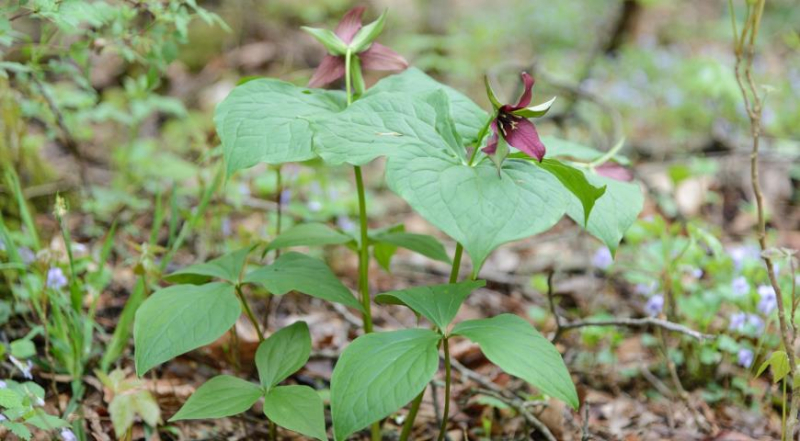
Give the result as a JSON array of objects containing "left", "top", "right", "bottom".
[
  {"left": 345, "top": 48, "right": 353, "bottom": 106},
  {"left": 269, "top": 420, "right": 277, "bottom": 441},
  {"left": 354, "top": 166, "right": 373, "bottom": 334},
  {"left": 783, "top": 376, "right": 788, "bottom": 441},
  {"left": 400, "top": 243, "right": 465, "bottom": 441},
  {"left": 468, "top": 116, "right": 495, "bottom": 166},
  {"left": 236, "top": 285, "right": 264, "bottom": 342},
  {"left": 437, "top": 337, "right": 452, "bottom": 441},
  {"left": 274, "top": 166, "right": 283, "bottom": 258}
]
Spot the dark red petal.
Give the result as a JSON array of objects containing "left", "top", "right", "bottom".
[
  {"left": 335, "top": 6, "right": 366, "bottom": 44},
  {"left": 510, "top": 72, "right": 535, "bottom": 110},
  {"left": 596, "top": 162, "right": 634, "bottom": 181},
  {"left": 481, "top": 120, "right": 500, "bottom": 154},
  {"left": 308, "top": 55, "right": 346, "bottom": 87},
  {"left": 504, "top": 117, "right": 545, "bottom": 161},
  {"left": 359, "top": 43, "right": 409, "bottom": 71}
]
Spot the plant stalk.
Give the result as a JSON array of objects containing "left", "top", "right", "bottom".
[
  {"left": 437, "top": 337, "right": 452, "bottom": 441},
  {"left": 236, "top": 285, "right": 264, "bottom": 342},
  {"left": 274, "top": 165, "right": 283, "bottom": 258}
]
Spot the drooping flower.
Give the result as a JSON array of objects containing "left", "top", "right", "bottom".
[
  {"left": 731, "top": 276, "right": 749, "bottom": 297},
  {"left": 591, "top": 247, "right": 613, "bottom": 270},
  {"left": 645, "top": 295, "right": 664, "bottom": 317},
  {"left": 737, "top": 348, "right": 754, "bottom": 368},
  {"left": 46, "top": 267, "right": 68, "bottom": 290},
  {"left": 757, "top": 284, "right": 777, "bottom": 315},
  {"left": 595, "top": 162, "right": 634, "bottom": 182},
  {"left": 304, "top": 7, "right": 408, "bottom": 88},
  {"left": 483, "top": 72, "right": 554, "bottom": 163}
]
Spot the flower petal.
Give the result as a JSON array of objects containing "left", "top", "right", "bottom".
[
  {"left": 335, "top": 6, "right": 366, "bottom": 44},
  {"left": 308, "top": 55, "right": 346, "bottom": 87},
  {"left": 595, "top": 162, "right": 634, "bottom": 181},
  {"left": 510, "top": 72, "right": 535, "bottom": 110},
  {"left": 481, "top": 120, "right": 500, "bottom": 154},
  {"left": 504, "top": 117, "right": 545, "bottom": 161},
  {"left": 359, "top": 43, "right": 409, "bottom": 71}
]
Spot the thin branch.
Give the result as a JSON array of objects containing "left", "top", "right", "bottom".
[{"left": 559, "top": 317, "right": 713, "bottom": 341}]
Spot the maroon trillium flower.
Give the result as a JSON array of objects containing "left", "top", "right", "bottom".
[
  {"left": 483, "top": 72, "right": 554, "bottom": 162},
  {"left": 306, "top": 7, "right": 408, "bottom": 88}
]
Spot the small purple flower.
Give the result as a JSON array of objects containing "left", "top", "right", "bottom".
[
  {"left": 238, "top": 183, "right": 251, "bottom": 198},
  {"left": 337, "top": 215, "right": 356, "bottom": 232},
  {"left": 757, "top": 285, "right": 777, "bottom": 315},
  {"left": 0, "top": 380, "right": 6, "bottom": 388},
  {"left": 60, "top": 428, "right": 77, "bottom": 441},
  {"left": 280, "top": 189, "right": 292, "bottom": 206},
  {"left": 737, "top": 348, "right": 754, "bottom": 368},
  {"left": 483, "top": 72, "right": 549, "bottom": 162},
  {"left": 592, "top": 247, "right": 613, "bottom": 270},
  {"left": 306, "top": 7, "right": 408, "bottom": 88},
  {"left": 729, "top": 312, "right": 747, "bottom": 331},
  {"left": 747, "top": 314, "right": 764, "bottom": 335},
  {"left": 221, "top": 217, "right": 232, "bottom": 238},
  {"left": 46, "top": 267, "right": 68, "bottom": 290},
  {"left": 645, "top": 295, "right": 664, "bottom": 317},
  {"left": 0, "top": 414, "right": 6, "bottom": 422},
  {"left": 729, "top": 245, "right": 759, "bottom": 270},
  {"left": 308, "top": 201, "right": 322, "bottom": 212},
  {"left": 689, "top": 267, "right": 703, "bottom": 279},
  {"left": 635, "top": 282, "right": 656, "bottom": 296},
  {"left": 19, "top": 247, "right": 35, "bottom": 264},
  {"left": 731, "top": 276, "right": 749, "bottom": 297}
]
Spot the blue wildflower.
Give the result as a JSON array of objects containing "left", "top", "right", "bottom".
[
  {"left": 737, "top": 348, "right": 754, "bottom": 368},
  {"left": 645, "top": 295, "right": 664, "bottom": 317},
  {"left": 46, "top": 267, "right": 68, "bottom": 290},
  {"left": 757, "top": 285, "right": 777, "bottom": 315},
  {"left": 731, "top": 276, "right": 749, "bottom": 297},
  {"left": 592, "top": 248, "right": 613, "bottom": 270}
]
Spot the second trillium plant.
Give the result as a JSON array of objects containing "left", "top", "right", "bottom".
[{"left": 133, "top": 6, "right": 643, "bottom": 440}]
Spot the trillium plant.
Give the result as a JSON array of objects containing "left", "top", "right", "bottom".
[{"left": 133, "top": 6, "right": 643, "bottom": 440}]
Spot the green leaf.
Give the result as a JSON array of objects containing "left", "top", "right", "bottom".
[
  {"left": 331, "top": 329, "right": 441, "bottom": 440},
  {"left": 371, "top": 232, "right": 451, "bottom": 265},
  {"left": 23, "top": 412, "right": 68, "bottom": 430},
  {"left": 9, "top": 339, "right": 35, "bottom": 359},
  {"left": 243, "top": 252, "right": 362, "bottom": 311},
  {"left": 267, "top": 223, "right": 353, "bottom": 251},
  {"left": 256, "top": 321, "right": 311, "bottom": 388},
  {"left": 134, "top": 283, "right": 240, "bottom": 375},
  {"left": 365, "top": 68, "right": 488, "bottom": 144},
  {"left": 1, "top": 421, "right": 31, "bottom": 440},
  {"left": 757, "top": 351, "right": 791, "bottom": 384},
  {"left": 165, "top": 247, "right": 252, "bottom": 284},
  {"left": 565, "top": 173, "right": 642, "bottom": 255},
  {"left": 110, "top": 394, "right": 136, "bottom": 437},
  {"left": 510, "top": 97, "right": 557, "bottom": 119},
  {"left": 349, "top": 10, "right": 386, "bottom": 53},
  {"left": 264, "top": 385, "right": 328, "bottom": 441},
  {"left": 535, "top": 159, "right": 606, "bottom": 225},
  {"left": 301, "top": 26, "right": 347, "bottom": 55},
  {"left": 170, "top": 375, "right": 263, "bottom": 421},
  {"left": 215, "top": 79, "right": 346, "bottom": 175},
  {"left": 387, "top": 154, "right": 568, "bottom": 271},
  {"left": 375, "top": 280, "right": 485, "bottom": 330},
  {"left": 0, "top": 388, "right": 23, "bottom": 409},
  {"left": 452, "top": 314, "right": 578, "bottom": 409},
  {"left": 312, "top": 91, "right": 459, "bottom": 166}
]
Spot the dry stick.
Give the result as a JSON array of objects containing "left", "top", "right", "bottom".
[
  {"left": 730, "top": 0, "right": 798, "bottom": 435},
  {"left": 558, "top": 317, "right": 712, "bottom": 341},
  {"left": 450, "top": 358, "right": 557, "bottom": 441}
]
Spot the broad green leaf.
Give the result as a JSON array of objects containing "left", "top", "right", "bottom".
[
  {"left": 0, "top": 389, "right": 22, "bottom": 409},
  {"left": 165, "top": 247, "right": 252, "bottom": 284},
  {"left": 375, "top": 280, "right": 485, "bottom": 330},
  {"left": 365, "top": 68, "right": 489, "bottom": 144},
  {"left": 134, "top": 283, "right": 240, "bottom": 375},
  {"left": 565, "top": 173, "right": 642, "bottom": 255},
  {"left": 535, "top": 159, "right": 606, "bottom": 225},
  {"left": 757, "top": 350, "right": 791, "bottom": 384},
  {"left": 372, "top": 232, "right": 450, "bottom": 265},
  {"left": 170, "top": 375, "right": 263, "bottom": 421},
  {"left": 264, "top": 385, "right": 327, "bottom": 441},
  {"left": 331, "top": 329, "right": 441, "bottom": 440},
  {"left": 215, "top": 79, "right": 346, "bottom": 175},
  {"left": 267, "top": 223, "right": 353, "bottom": 251},
  {"left": 23, "top": 412, "right": 68, "bottom": 430},
  {"left": 1, "top": 421, "right": 31, "bottom": 440},
  {"left": 452, "top": 314, "right": 578, "bottom": 409},
  {"left": 543, "top": 136, "right": 629, "bottom": 165},
  {"left": 312, "top": 91, "right": 461, "bottom": 166},
  {"left": 243, "top": 252, "right": 362, "bottom": 311},
  {"left": 387, "top": 153, "right": 568, "bottom": 271},
  {"left": 256, "top": 321, "right": 311, "bottom": 388}
]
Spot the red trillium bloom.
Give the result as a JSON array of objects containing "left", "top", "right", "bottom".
[
  {"left": 307, "top": 7, "right": 408, "bottom": 88},
  {"left": 483, "top": 72, "right": 553, "bottom": 162}
]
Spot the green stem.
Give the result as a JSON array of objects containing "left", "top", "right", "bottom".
[
  {"left": 468, "top": 115, "right": 495, "bottom": 166},
  {"left": 400, "top": 243, "right": 464, "bottom": 441},
  {"left": 354, "top": 165, "right": 373, "bottom": 334},
  {"left": 236, "top": 285, "right": 264, "bottom": 342},
  {"left": 783, "top": 376, "right": 787, "bottom": 441},
  {"left": 269, "top": 420, "right": 277, "bottom": 441},
  {"left": 274, "top": 166, "right": 283, "bottom": 258},
  {"left": 437, "top": 337, "right": 452, "bottom": 441}
]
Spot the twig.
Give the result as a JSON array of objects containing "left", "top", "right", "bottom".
[
  {"left": 450, "top": 358, "right": 558, "bottom": 441},
  {"left": 558, "top": 317, "right": 713, "bottom": 341}
]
